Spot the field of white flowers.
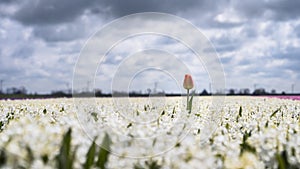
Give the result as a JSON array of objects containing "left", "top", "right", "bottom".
[{"left": 0, "top": 96, "right": 299, "bottom": 169}]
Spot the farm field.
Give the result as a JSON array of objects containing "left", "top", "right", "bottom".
[
  {"left": 267, "top": 95, "right": 300, "bottom": 101},
  {"left": 0, "top": 96, "right": 299, "bottom": 169}
]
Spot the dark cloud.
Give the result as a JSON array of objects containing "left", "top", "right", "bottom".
[
  {"left": 0, "top": 0, "right": 17, "bottom": 4},
  {"left": 101, "top": 0, "right": 213, "bottom": 17},
  {"left": 9, "top": 0, "right": 229, "bottom": 42},
  {"left": 233, "top": 0, "right": 265, "bottom": 19},
  {"left": 13, "top": 0, "right": 95, "bottom": 25},
  {"left": 33, "top": 24, "right": 86, "bottom": 42},
  {"left": 266, "top": 0, "right": 300, "bottom": 21},
  {"left": 5, "top": 0, "right": 300, "bottom": 27},
  {"left": 12, "top": 0, "right": 226, "bottom": 26},
  {"left": 233, "top": 0, "right": 300, "bottom": 21}
]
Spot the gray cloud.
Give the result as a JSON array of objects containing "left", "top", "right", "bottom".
[
  {"left": 33, "top": 24, "right": 86, "bottom": 42},
  {"left": 101, "top": 0, "right": 216, "bottom": 17},
  {"left": 295, "top": 24, "right": 300, "bottom": 38},
  {"left": 233, "top": 0, "right": 300, "bottom": 21},
  {"left": 0, "top": 0, "right": 15, "bottom": 4},
  {"left": 11, "top": 45, "right": 34, "bottom": 58},
  {"left": 13, "top": 0, "right": 95, "bottom": 25},
  {"left": 266, "top": 0, "right": 300, "bottom": 21},
  {"left": 272, "top": 47, "right": 300, "bottom": 72},
  {"left": 11, "top": 0, "right": 227, "bottom": 25},
  {"left": 1, "top": 0, "right": 300, "bottom": 93}
]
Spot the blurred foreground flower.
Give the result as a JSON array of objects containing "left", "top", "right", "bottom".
[{"left": 183, "top": 74, "right": 195, "bottom": 112}]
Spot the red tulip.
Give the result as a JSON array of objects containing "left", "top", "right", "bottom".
[{"left": 183, "top": 74, "right": 194, "bottom": 90}]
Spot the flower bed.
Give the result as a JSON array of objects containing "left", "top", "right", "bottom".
[
  {"left": 266, "top": 95, "right": 300, "bottom": 101},
  {"left": 0, "top": 97, "right": 299, "bottom": 168}
]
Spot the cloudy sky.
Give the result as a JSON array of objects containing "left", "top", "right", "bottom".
[{"left": 0, "top": 0, "right": 300, "bottom": 94}]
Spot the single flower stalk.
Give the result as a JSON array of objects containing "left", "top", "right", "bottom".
[{"left": 183, "top": 74, "right": 194, "bottom": 112}]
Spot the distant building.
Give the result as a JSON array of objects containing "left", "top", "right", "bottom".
[{"left": 200, "top": 89, "right": 209, "bottom": 96}]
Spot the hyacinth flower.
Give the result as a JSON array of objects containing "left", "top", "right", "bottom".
[{"left": 183, "top": 74, "right": 195, "bottom": 112}]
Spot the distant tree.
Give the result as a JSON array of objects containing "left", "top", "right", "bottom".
[
  {"left": 95, "top": 89, "right": 102, "bottom": 97},
  {"left": 19, "top": 86, "right": 27, "bottom": 94},
  {"left": 228, "top": 89, "right": 235, "bottom": 95},
  {"left": 271, "top": 89, "right": 276, "bottom": 94},
  {"left": 239, "top": 88, "right": 250, "bottom": 95},
  {"left": 6, "top": 86, "right": 27, "bottom": 95},
  {"left": 51, "top": 91, "right": 67, "bottom": 97},
  {"left": 253, "top": 88, "right": 266, "bottom": 95}
]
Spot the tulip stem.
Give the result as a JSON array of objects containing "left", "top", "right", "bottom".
[{"left": 187, "top": 89, "right": 189, "bottom": 110}]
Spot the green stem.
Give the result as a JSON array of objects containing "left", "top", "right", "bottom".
[{"left": 187, "top": 89, "right": 189, "bottom": 110}]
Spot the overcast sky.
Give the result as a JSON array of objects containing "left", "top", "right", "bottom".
[{"left": 0, "top": 0, "right": 300, "bottom": 94}]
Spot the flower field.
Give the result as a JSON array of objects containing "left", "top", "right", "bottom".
[
  {"left": 267, "top": 96, "right": 300, "bottom": 101},
  {"left": 0, "top": 96, "right": 299, "bottom": 169}
]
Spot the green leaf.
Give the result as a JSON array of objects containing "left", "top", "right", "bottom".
[
  {"left": 194, "top": 113, "right": 201, "bottom": 117},
  {"left": 276, "top": 149, "right": 298, "bottom": 169},
  {"left": 127, "top": 123, "right": 132, "bottom": 128},
  {"left": 276, "top": 150, "right": 288, "bottom": 169},
  {"left": 238, "top": 106, "right": 242, "bottom": 117},
  {"left": 225, "top": 123, "right": 230, "bottom": 130},
  {"left": 152, "top": 138, "right": 157, "bottom": 147},
  {"left": 134, "top": 160, "right": 162, "bottom": 169},
  {"left": 0, "top": 121, "right": 3, "bottom": 132},
  {"left": 56, "top": 128, "right": 75, "bottom": 169},
  {"left": 83, "top": 138, "right": 97, "bottom": 169},
  {"left": 265, "top": 120, "right": 269, "bottom": 128},
  {"left": 91, "top": 112, "right": 98, "bottom": 122},
  {"left": 236, "top": 106, "right": 243, "bottom": 122},
  {"left": 270, "top": 107, "right": 281, "bottom": 118},
  {"left": 240, "top": 142, "right": 256, "bottom": 155},
  {"left": 240, "top": 131, "right": 256, "bottom": 155},
  {"left": 26, "top": 146, "right": 34, "bottom": 167},
  {"left": 96, "top": 133, "right": 111, "bottom": 169},
  {"left": 175, "top": 142, "right": 181, "bottom": 147},
  {"left": 171, "top": 107, "right": 176, "bottom": 118},
  {"left": 41, "top": 154, "right": 49, "bottom": 164},
  {"left": 188, "top": 90, "right": 195, "bottom": 113},
  {"left": 145, "top": 160, "right": 162, "bottom": 169},
  {"left": 133, "top": 163, "right": 144, "bottom": 169},
  {"left": 0, "top": 149, "right": 6, "bottom": 167}
]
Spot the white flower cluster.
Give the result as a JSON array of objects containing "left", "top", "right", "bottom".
[{"left": 0, "top": 96, "right": 299, "bottom": 168}]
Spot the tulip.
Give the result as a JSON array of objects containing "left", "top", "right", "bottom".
[
  {"left": 183, "top": 74, "right": 194, "bottom": 111},
  {"left": 183, "top": 74, "right": 194, "bottom": 90}
]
